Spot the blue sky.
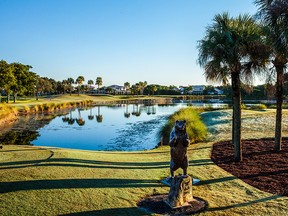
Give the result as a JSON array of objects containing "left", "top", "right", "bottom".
[{"left": 0, "top": 0, "right": 258, "bottom": 86}]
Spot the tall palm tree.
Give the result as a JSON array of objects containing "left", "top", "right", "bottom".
[
  {"left": 124, "top": 82, "right": 130, "bottom": 95},
  {"left": 96, "top": 77, "right": 103, "bottom": 94},
  {"left": 198, "top": 13, "right": 270, "bottom": 162},
  {"left": 87, "top": 80, "right": 94, "bottom": 93},
  {"left": 76, "top": 76, "right": 85, "bottom": 96},
  {"left": 67, "top": 77, "right": 74, "bottom": 96},
  {"left": 139, "top": 81, "right": 147, "bottom": 95},
  {"left": 255, "top": 0, "right": 288, "bottom": 151}
]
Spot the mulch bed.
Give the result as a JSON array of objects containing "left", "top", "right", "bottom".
[
  {"left": 137, "top": 194, "right": 207, "bottom": 216},
  {"left": 211, "top": 138, "right": 288, "bottom": 196}
]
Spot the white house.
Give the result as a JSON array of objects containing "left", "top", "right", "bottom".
[
  {"left": 214, "top": 88, "right": 224, "bottom": 95},
  {"left": 192, "top": 85, "right": 205, "bottom": 95},
  {"left": 107, "top": 85, "right": 126, "bottom": 94}
]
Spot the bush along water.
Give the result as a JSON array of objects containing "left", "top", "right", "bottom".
[{"left": 158, "top": 107, "right": 207, "bottom": 145}]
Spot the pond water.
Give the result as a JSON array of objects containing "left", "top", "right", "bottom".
[
  {"left": 30, "top": 101, "right": 226, "bottom": 151},
  {"left": 0, "top": 101, "right": 226, "bottom": 151}
]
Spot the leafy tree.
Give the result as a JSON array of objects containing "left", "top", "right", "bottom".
[
  {"left": 96, "top": 77, "right": 103, "bottom": 93},
  {"left": 255, "top": 0, "right": 288, "bottom": 151},
  {"left": 203, "top": 85, "right": 215, "bottom": 95},
  {"left": 48, "top": 78, "right": 57, "bottom": 95},
  {"left": 145, "top": 84, "right": 158, "bottom": 95},
  {"left": 198, "top": 13, "right": 270, "bottom": 162},
  {"left": 35, "top": 77, "right": 53, "bottom": 100},
  {"left": 0, "top": 60, "right": 16, "bottom": 103},
  {"left": 10, "top": 63, "right": 35, "bottom": 103},
  {"left": 184, "top": 85, "right": 193, "bottom": 94},
  {"left": 76, "top": 76, "right": 85, "bottom": 96}
]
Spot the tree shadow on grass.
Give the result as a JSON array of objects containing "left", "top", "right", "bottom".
[
  {"left": 61, "top": 207, "right": 148, "bottom": 216},
  {"left": 0, "top": 158, "right": 169, "bottom": 170},
  {"left": 0, "top": 178, "right": 162, "bottom": 193},
  {"left": 197, "top": 176, "right": 237, "bottom": 186},
  {"left": 207, "top": 195, "right": 281, "bottom": 212},
  {"left": 189, "top": 159, "right": 214, "bottom": 167}
]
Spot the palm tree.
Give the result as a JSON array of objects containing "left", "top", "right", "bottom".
[
  {"left": 124, "top": 82, "right": 130, "bottom": 95},
  {"left": 198, "top": 13, "right": 270, "bottom": 162},
  {"left": 255, "top": 0, "right": 288, "bottom": 151},
  {"left": 67, "top": 77, "right": 74, "bottom": 96},
  {"left": 61, "top": 79, "right": 68, "bottom": 94},
  {"left": 96, "top": 77, "right": 103, "bottom": 94},
  {"left": 139, "top": 81, "right": 147, "bottom": 95},
  {"left": 76, "top": 76, "right": 85, "bottom": 96},
  {"left": 151, "top": 85, "right": 158, "bottom": 95},
  {"left": 87, "top": 80, "right": 94, "bottom": 94}
]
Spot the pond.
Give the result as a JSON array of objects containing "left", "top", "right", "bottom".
[{"left": 1, "top": 101, "right": 227, "bottom": 151}]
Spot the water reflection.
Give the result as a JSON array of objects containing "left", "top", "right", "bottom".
[
  {"left": 0, "top": 130, "right": 39, "bottom": 145},
  {"left": 131, "top": 104, "right": 141, "bottom": 116},
  {"left": 96, "top": 106, "right": 103, "bottom": 123},
  {"left": 1, "top": 101, "right": 228, "bottom": 151},
  {"left": 76, "top": 108, "right": 85, "bottom": 126},
  {"left": 124, "top": 104, "right": 130, "bottom": 118},
  {"left": 88, "top": 108, "right": 94, "bottom": 120},
  {"left": 31, "top": 103, "right": 189, "bottom": 151}
]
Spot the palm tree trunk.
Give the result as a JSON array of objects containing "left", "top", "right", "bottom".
[
  {"left": 275, "top": 65, "right": 284, "bottom": 152},
  {"left": 232, "top": 72, "right": 242, "bottom": 162}
]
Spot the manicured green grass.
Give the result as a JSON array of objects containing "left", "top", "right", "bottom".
[{"left": 0, "top": 109, "right": 287, "bottom": 215}]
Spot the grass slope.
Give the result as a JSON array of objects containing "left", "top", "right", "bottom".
[{"left": 0, "top": 109, "right": 287, "bottom": 215}]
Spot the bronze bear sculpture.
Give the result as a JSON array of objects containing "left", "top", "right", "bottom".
[{"left": 169, "top": 120, "right": 190, "bottom": 177}]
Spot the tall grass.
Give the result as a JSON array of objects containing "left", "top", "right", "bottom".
[
  {"left": 0, "top": 103, "right": 17, "bottom": 119},
  {"left": 158, "top": 107, "right": 207, "bottom": 145}
]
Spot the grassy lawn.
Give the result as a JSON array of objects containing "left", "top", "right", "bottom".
[{"left": 0, "top": 109, "right": 287, "bottom": 215}]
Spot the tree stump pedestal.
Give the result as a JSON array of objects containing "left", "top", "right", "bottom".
[{"left": 165, "top": 175, "right": 193, "bottom": 208}]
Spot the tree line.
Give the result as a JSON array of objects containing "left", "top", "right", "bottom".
[
  {"left": 0, "top": 60, "right": 106, "bottom": 103},
  {"left": 197, "top": 0, "right": 288, "bottom": 161}
]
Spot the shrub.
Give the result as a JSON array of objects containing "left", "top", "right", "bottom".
[
  {"left": 250, "top": 104, "right": 267, "bottom": 110},
  {"left": 158, "top": 107, "right": 207, "bottom": 145}
]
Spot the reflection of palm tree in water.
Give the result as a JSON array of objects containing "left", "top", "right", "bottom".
[
  {"left": 88, "top": 108, "right": 94, "bottom": 120},
  {"left": 62, "top": 114, "right": 69, "bottom": 122},
  {"left": 68, "top": 110, "right": 75, "bottom": 125},
  {"left": 124, "top": 104, "right": 130, "bottom": 118},
  {"left": 147, "top": 106, "right": 152, "bottom": 115},
  {"left": 96, "top": 106, "right": 103, "bottom": 123},
  {"left": 152, "top": 105, "right": 156, "bottom": 115},
  {"left": 132, "top": 104, "right": 141, "bottom": 117},
  {"left": 76, "top": 108, "right": 85, "bottom": 126}
]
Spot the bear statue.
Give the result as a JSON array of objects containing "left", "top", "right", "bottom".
[{"left": 169, "top": 120, "right": 190, "bottom": 178}]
